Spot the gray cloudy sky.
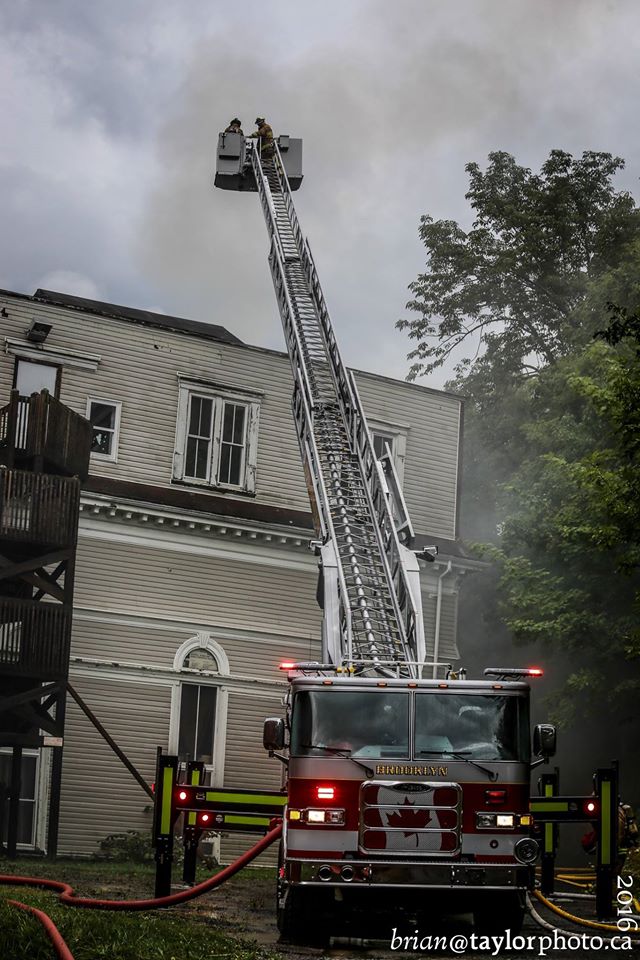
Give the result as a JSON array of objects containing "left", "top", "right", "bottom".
[{"left": 2, "top": 0, "right": 640, "bottom": 387}]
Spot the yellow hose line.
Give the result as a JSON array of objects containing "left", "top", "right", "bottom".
[
  {"left": 555, "top": 876, "right": 592, "bottom": 889},
  {"left": 533, "top": 890, "right": 640, "bottom": 936},
  {"left": 554, "top": 871, "right": 640, "bottom": 913}
]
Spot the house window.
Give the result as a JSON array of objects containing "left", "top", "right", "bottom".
[
  {"left": 174, "top": 379, "right": 260, "bottom": 493},
  {"left": 372, "top": 430, "right": 395, "bottom": 461},
  {"left": 87, "top": 399, "right": 122, "bottom": 462},
  {"left": 0, "top": 751, "right": 39, "bottom": 847},
  {"left": 171, "top": 634, "right": 229, "bottom": 775},
  {"left": 369, "top": 420, "right": 408, "bottom": 486},
  {"left": 14, "top": 359, "right": 60, "bottom": 397},
  {"left": 178, "top": 682, "right": 218, "bottom": 764},
  {"left": 177, "top": 647, "right": 220, "bottom": 765},
  {"left": 218, "top": 402, "right": 247, "bottom": 486}
]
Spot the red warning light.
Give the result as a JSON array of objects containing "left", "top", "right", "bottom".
[
  {"left": 316, "top": 785, "right": 335, "bottom": 801},
  {"left": 279, "top": 661, "right": 297, "bottom": 671},
  {"left": 485, "top": 789, "right": 506, "bottom": 805},
  {"left": 201, "top": 813, "right": 210, "bottom": 823},
  {"left": 585, "top": 800, "right": 598, "bottom": 815},
  {"left": 527, "top": 668, "right": 543, "bottom": 677},
  {"left": 178, "top": 790, "right": 188, "bottom": 801}
]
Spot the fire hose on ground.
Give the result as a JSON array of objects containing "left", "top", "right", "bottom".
[
  {"left": 3, "top": 839, "right": 640, "bottom": 959},
  {"left": 0, "top": 821, "right": 282, "bottom": 960},
  {"left": 526, "top": 867, "right": 640, "bottom": 940}
]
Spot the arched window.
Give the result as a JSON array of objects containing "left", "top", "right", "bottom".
[
  {"left": 182, "top": 647, "right": 219, "bottom": 673},
  {"left": 170, "top": 634, "right": 229, "bottom": 779}
]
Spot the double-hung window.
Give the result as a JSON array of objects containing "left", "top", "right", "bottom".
[
  {"left": 174, "top": 378, "right": 260, "bottom": 493},
  {"left": 369, "top": 420, "right": 408, "bottom": 487},
  {"left": 87, "top": 398, "right": 122, "bottom": 462},
  {"left": 372, "top": 430, "right": 396, "bottom": 461}
]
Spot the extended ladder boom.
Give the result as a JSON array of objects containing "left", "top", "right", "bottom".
[{"left": 221, "top": 136, "right": 425, "bottom": 678}]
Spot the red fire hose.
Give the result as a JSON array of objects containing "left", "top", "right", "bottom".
[
  {"left": 0, "top": 822, "right": 282, "bottom": 959},
  {"left": 7, "top": 899, "right": 76, "bottom": 960}
]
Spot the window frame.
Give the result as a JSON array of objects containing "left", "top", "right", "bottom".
[
  {"left": 368, "top": 419, "right": 409, "bottom": 486},
  {"left": 86, "top": 397, "right": 123, "bottom": 463},
  {"left": 173, "top": 378, "right": 261, "bottom": 494},
  {"left": 13, "top": 357, "right": 62, "bottom": 398},
  {"left": 177, "top": 680, "right": 219, "bottom": 765},
  {"left": 169, "top": 633, "right": 229, "bottom": 786},
  {"left": 0, "top": 748, "right": 42, "bottom": 849}
]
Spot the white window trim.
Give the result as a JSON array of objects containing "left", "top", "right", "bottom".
[
  {"left": 86, "top": 397, "right": 122, "bottom": 463},
  {"left": 169, "top": 633, "right": 229, "bottom": 789},
  {"left": 173, "top": 378, "right": 260, "bottom": 494},
  {"left": 0, "top": 747, "right": 44, "bottom": 850},
  {"left": 368, "top": 418, "right": 408, "bottom": 485},
  {"left": 5, "top": 337, "right": 101, "bottom": 371}
]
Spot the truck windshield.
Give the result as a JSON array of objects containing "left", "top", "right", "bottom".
[
  {"left": 291, "top": 691, "right": 410, "bottom": 759},
  {"left": 415, "top": 693, "right": 529, "bottom": 762}
]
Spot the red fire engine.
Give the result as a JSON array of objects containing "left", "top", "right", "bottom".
[{"left": 265, "top": 666, "right": 551, "bottom": 939}]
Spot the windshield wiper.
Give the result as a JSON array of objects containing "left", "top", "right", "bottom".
[
  {"left": 301, "top": 743, "right": 374, "bottom": 778},
  {"left": 417, "top": 750, "right": 498, "bottom": 782}
]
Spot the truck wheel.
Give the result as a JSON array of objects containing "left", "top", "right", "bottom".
[
  {"left": 276, "top": 886, "right": 303, "bottom": 940},
  {"left": 277, "top": 887, "right": 330, "bottom": 944},
  {"left": 473, "top": 892, "right": 525, "bottom": 935}
]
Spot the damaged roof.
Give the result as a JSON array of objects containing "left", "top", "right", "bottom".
[{"left": 32, "top": 288, "right": 244, "bottom": 346}]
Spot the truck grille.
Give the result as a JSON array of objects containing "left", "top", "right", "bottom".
[{"left": 359, "top": 781, "right": 461, "bottom": 857}]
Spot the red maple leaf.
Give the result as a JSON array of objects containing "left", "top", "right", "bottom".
[{"left": 386, "top": 798, "right": 432, "bottom": 838}]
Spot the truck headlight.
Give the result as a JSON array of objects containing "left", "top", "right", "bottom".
[
  {"left": 477, "top": 812, "right": 518, "bottom": 829},
  {"left": 306, "top": 809, "right": 345, "bottom": 825},
  {"left": 496, "top": 814, "right": 515, "bottom": 827},
  {"left": 477, "top": 813, "right": 495, "bottom": 828}
]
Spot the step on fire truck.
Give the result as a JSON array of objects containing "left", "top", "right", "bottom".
[{"left": 214, "top": 129, "right": 555, "bottom": 940}]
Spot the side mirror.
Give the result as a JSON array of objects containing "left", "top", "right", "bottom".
[
  {"left": 533, "top": 723, "right": 557, "bottom": 759},
  {"left": 263, "top": 717, "right": 285, "bottom": 753}
]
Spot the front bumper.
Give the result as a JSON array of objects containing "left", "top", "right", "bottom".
[{"left": 291, "top": 858, "right": 532, "bottom": 890}]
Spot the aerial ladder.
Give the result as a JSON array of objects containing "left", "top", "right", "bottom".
[
  {"left": 142, "top": 131, "right": 561, "bottom": 933},
  {"left": 216, "top": 132, "right": 429, "bottom": 678}
]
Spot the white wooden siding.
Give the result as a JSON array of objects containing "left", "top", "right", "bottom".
[
  {"left": 355, "top": 372, "right": 461, "bottom": 538},
  {"left": 74, "top": 536, "right": 323, "bottom": 643},
  {"left": 58, "top": 675, "right": 170, "bottom": 855},
  {"left": 220, "top": 691, "right": 285, "bottom": 865},
  {"left": 0, "top": 295, "right": 461, "bottom": 537},
  {"left": 422, "top": 590, "right": 459, "bottom": 662}
]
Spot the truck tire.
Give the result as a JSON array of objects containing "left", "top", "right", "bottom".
[
  {"left": 277, "top": 886, "right": 331, "bottom": 944},
  {"left": 472, "top": 892, "right": 525, "bottom": 935}
]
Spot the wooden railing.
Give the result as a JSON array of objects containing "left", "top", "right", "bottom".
[
  {"left": 0, "top": 598, "right": 71, "bottom": 679},
  {"left": 0, "top": 469, "right": 80, "bottom": 548},
  {"left": 0, "top": 390, "right": 91, "bottom": 480}
]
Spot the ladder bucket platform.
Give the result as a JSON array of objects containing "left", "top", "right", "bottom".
[{"left": 214, "top": 132, "right": 303, "bottom": 191}]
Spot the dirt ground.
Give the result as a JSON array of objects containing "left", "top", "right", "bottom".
[{"left": 182, "top": 866, "right": 639, "bottom": 960}]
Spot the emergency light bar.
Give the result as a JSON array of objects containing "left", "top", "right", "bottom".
[
  {"left": 279, "top": 661, "right": 334, "bottom": 672},
  {"left": 484, "top": 667, "right": 544, "bottom": 680}
]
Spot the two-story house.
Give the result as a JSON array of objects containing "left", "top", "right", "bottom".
[{"left": 0, "top": 287, "right": 471, "bottom": 859}]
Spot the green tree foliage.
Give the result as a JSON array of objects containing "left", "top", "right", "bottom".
[
  {"left": 492, "top": 327, "right": 640, "bottom": 725},
  {"left": 399, "top": 151, "right": 640, "bottom": 731},
  {"left": 397, "top": 150, "right": 640, "bottom": 383}
]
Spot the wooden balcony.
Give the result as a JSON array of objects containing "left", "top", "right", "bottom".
[
  {"left": 0, "top": 390, "right": 91, "bottom": 480},
  {"left": 0, "top": 598, "right": 71, "bottom": 679},
  {"left": 0, "top": 469, "right": 80, "bottom": 550}
]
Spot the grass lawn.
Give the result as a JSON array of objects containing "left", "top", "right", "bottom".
[{"left": 0, "top": 858, "right": 281, "bottom": 960}]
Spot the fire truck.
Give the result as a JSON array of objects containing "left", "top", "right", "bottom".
[{"left": 215, "top": 130, "right": 555, "bottom": 940}]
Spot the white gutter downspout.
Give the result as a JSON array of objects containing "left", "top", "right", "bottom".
[{"left": 432, "top": 561, "right": 453, "bottom": 679}]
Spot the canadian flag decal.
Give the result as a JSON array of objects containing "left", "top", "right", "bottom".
[{"left": 386, "top": 798, "right": 432, "bottom": 839}]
